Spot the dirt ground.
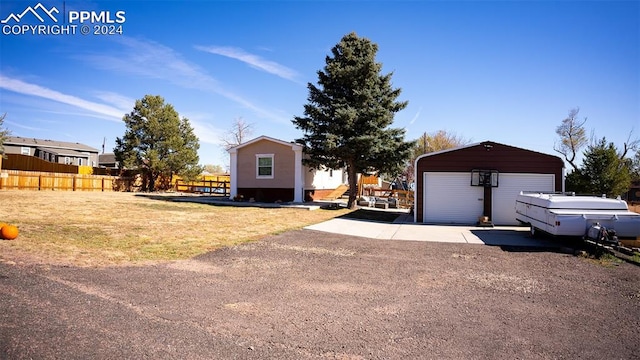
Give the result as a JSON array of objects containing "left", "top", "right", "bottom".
[{"left": 1, "top": 229, "right": 639, "bottom": 359}]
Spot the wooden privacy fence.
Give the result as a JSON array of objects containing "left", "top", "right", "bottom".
[
  {"left": 0, "top": 170, "right": 119, "bottom": 191},
  {"left": 2, "top": 154, "right": 115, "bottom": 175}
]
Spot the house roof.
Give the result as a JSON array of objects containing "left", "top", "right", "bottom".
[
  {"left": 4, "top": 136, "right": 99, "bottom": 153},
  {"left": 99, "top": 153, "right": 117, "bottom": 164},
  {"left": 415, "top": 140, "right": 562, "bottom": 163},
  {"left": 227, "top": 135, "right": 302, "bottom": 152}
]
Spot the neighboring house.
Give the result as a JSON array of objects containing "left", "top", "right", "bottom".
[
  {"left": 228, "top": 135, "right": 346, "bottom": 203},
  {"left": 2, "top": 136, "right": 100, "bottom": 167},
  {"left": 625, "top": 180, "right": 640, "bottom": 204},
  {"left": 414, "top": 141, "right": 565, "bottom": 225},
  {"left": 98, "top": 153, "right": 119, "bottom": 169}
]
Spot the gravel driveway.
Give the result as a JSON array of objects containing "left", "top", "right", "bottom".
[{"left": 1, "top": 229, "right": 639, "bottom": 359}]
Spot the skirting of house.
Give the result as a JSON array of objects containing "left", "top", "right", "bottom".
[{"left": 237, "top": 188, "right": 294, "bottom": 203}]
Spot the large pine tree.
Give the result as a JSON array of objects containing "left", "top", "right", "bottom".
[
  {"left": 115, "top": 95, "right": 201, "bottom": 191},
  {"left": 579, "top": 138, "right": 631, "bottom": 197},
  {"left": 292, "top": 32, "right": 413, "bottom": 209}
]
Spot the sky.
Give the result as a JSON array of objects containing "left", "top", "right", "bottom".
[{"left": 1, "top": 0, "right": 638, "bottom": 169}]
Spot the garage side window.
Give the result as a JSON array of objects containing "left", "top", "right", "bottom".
[{"left": 256, "top": 154, "right": 274, "bottom": 179}]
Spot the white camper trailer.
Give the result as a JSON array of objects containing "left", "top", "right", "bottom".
[{"left": 515, "top": 192, "right": 640, "bottom": 238}]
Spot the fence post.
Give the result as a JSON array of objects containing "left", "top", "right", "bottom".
[
  {"left": 102, "top": 177, "right": 105, "bottom": 192},
  {"left": 73, "top": 175, "right": 76, "bottom": 191},
  {"left": 38, "top": 174, "right": 42, "bottom": 190}
]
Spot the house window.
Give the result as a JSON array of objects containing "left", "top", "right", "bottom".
[
  {"left": 64, "top": 157, "right": 71, "bottom": 165},
  {"left": 77, "top": 158, "right": 83, "bottom": 166},
  {"left": 21, "top": 147, "right": 30, "bottom": 155},
  {"left": 256, "top": 154, "right": 274, "bottom": 179}
]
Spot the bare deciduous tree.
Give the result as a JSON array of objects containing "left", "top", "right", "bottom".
[
  {"left": 415, "top": 130, "right": 469, "bottom": 153},
  {"left": 0, "top": 113, "right": 11, "bottom": 156},
  {"left": 554, "top": 107, "right": 588, "bottom": 171},
  {"left": 203, "top": 164, "right": 225, "bottom": 174},
  {"left": 404, "top": 130, "right": 470, "bottom": 184},
  {"left": 619, "top": 128, "right": 640, "bottom": 160},
  {"left": 221, "top": 117, "right": 253, "bottom": 150}
]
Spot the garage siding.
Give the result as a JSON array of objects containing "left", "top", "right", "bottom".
[
  {"left": 423, "top": 172, "right": 484, "bottom": 224},
  {"left": 415, "top": 141, "right": 564, "bottom": 223}
]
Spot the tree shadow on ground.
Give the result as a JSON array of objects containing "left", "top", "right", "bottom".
[
  {"left": 134, "top": 194, "right": 189, "bottom": 202},
  {"left": 338, "top": 208, "right": 401, "bottom": 223}
]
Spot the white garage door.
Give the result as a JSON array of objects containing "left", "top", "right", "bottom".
[
  {"left": 492, "top": 173, "right": 555, "bottom": 225},
  {"left": 423, "top": 172, "right": 484, "bottom": 224}
]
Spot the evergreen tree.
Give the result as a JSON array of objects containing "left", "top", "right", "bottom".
[
  {"left": 114, "top": 95, "right": 201, "bottom": 191},
  {"left": 292, "top": 32, "right": 414, "bottom": 208},
  {"left": 631, "top": 150, "right": 640, "bottom": 181},
  {"left": 570, "top": 137, "right": 631, "bottom": 197}
]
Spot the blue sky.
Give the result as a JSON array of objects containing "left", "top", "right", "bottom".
[{"left": 1, "top": 0, "right": 638, "bottom": 168}]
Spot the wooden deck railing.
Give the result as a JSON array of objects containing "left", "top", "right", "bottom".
[{"left": 175, "top": 179, "right": 230, "bottom": 196}]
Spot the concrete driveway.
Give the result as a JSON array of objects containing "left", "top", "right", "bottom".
[{"left": 305, "top": 217, "right": 563, "bottom": 248}]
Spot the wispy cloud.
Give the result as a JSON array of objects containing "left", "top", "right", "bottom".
[
  {"left": 81, "top": 37, "right": 289, "bottom": 123},
  {"left": 181, "top": 112, "right": 224, "bottom": 146},
  {"left": 84, "top": 37, "right": 217, "bottom": 90},
  {"left": 409, "top": 107, "right": 422, "bottom": 125},
  {"left": 4, "top": 120, "right": 43, "bottom": 131},
  {"left": 93, "top": 91, "right": 136, "bottom": 113},
  {"left": 0, "top": 75, "right": 126, "bottom": 121},
  {"left": 195, "top": 45, "right": 299, "bottom": 82}
]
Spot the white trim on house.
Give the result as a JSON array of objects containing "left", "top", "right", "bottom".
[
  {"left": 293, "top": 146, "right": 303, "bottom": 202},
  {"left": 231, "top": 135, "right": 300, "bottom": 150},
  {"left": 256, "top": 153, "right": 275, "bottom": 179},
  {"left": 229, "top": 147, "right": 238, "bottom": 200}
]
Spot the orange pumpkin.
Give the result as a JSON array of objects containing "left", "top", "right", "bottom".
[{"left": 1, "top": 225, "right": 19, "bottom": 240}]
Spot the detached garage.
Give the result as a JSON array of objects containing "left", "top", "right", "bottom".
[{"left": 415, "top": 141, "right": 565, "bottom": 225}]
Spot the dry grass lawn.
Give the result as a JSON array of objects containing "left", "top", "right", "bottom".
[{"left": 0, "top": 191, "right": 350, "bottom": 267}]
